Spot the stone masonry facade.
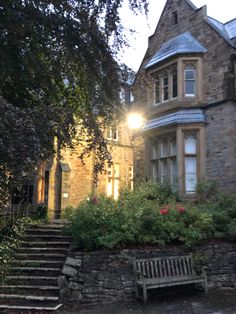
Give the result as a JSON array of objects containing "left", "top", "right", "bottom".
[{"left": 133, "top": 0, "right": 236, "bottom": 195}]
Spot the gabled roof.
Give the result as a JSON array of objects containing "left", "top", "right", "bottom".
[
  {"left": 207, "top": 17, "right": 236, "bottom": 43},
  {"left": 145, "top": 32, "right": 207, "bottom": 69}
]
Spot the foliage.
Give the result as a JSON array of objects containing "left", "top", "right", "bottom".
[
  {"left": 65, "top": 181, "right": 217, "bottom": 250},
  {"left": 0, "top": 217, "right": 33, "bottom": 283},
  {"left": 0, "top": 0, "right": 148, "bottom": 208}
]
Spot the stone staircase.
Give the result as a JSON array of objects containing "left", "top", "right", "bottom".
[{"left": 0, "top": 223, "right": 71, "bottom": 313}]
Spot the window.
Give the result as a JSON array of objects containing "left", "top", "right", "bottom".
[
  {"left": 184, "top": 131, "right": 197, "bottom": 193},
  {"left": 172, "top": 11, "right": 178, "bottom": 25},
  {"left": 153, "top": 64, "right": 178, "bottom": 105},
  {"left": 106, "top": 124, "right": 118, "bottom": 141},
  {"left": 128, "top": 165, "right": 134, "bottom": 189},
  {"left": 162, "top": 72, "right": 169, "bottom": 102},
  {"left": 150, "top": 134, "right": 178, "bottom": 190},
  {"left": 150, "top": 130, "right": 200, "bottom": 194},
  {"left": 154, "top": 77, "right": 160, "bottom": 104},
  {"left": 106, "top": 164, "right": 120, "bottom": 199},
  {"left": 184, "top": 64, "right": 196, "bottom": 96}
]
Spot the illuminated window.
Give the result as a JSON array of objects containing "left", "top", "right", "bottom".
[
  {"left": 129, "top": 165, "right": 134, "bottom": 190},
  {"left": 106, "top": 164, "right": 120, "bottom": 199},
  {"left": 106, "top": 124, "right": 118, "bottom": 141}
]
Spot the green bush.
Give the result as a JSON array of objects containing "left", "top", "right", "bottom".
[
  {"left": 64, "top": 182, "right": 218, "bottom": 250},
  {"left": 0, "top": 217, "right": 33, "bottom": 283}
]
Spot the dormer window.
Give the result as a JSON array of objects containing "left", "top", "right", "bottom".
[{"left": 184, "top": 64, "right": 196, "bottom": 96}]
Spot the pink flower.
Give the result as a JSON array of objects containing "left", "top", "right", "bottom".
[
  {"left": 159, "top": 209, "right": 169, "bottom": 215},
  {"left": 176, "top": 205, "right": 186, "bottom": 213}
]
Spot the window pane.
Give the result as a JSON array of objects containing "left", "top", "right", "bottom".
[
  {"left": 171, "top": 158, "right": 178, "bottom": 191},
  {"left": 171, "top": 139, "right": 177, "bottom": 155},
  {"left": 114, "top": 164, "right": 120, "bottom": 177},
  {"left": 172, "top": 72, "right": 178, "bottom": 98},
  {"left": 151, "top": 161, "right": 158, "bottom": 179},
  {"left": 161, "top": 141, "right": 168, "bottom": 157},
  {"left": 185, "top": 69, "right": 195, "bottom": 80},
  {"left": 185, "top": 81, "right": 195, "bottom": 95},
  {"left": 162, "top": 76, "right": 169, "bottom": 101},
  {"left": 185, "top": 157, "right": 197, "bottom": 193},
  {"left": 160, "top": 159, "right": 168, "bottom": 183},
  {"left": 185, "top": 174, "right": 197, "bottom": 193},
  {"left": 185, "top": 133, "right": 197, "bottom": 154},
  {"left": 154, "top": 79, "right": 160, "bottom": 104},
  {"left": 114, "top": 179, "right": 119, "bottom": 200},
  {"left": 152, "top": 145, "right": 158, "bottom": 159}
]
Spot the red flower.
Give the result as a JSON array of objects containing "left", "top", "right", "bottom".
[
  {"left": 176, "top": 205, "right": 186, "bottom": 213},
  {"left": 91, "top": 196, "right": 98, "bottom": 204},
  {"left": 159, "top": 209, "right": 169, "bottom": 215}
]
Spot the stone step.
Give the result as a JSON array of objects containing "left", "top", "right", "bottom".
[
  {"left": 24, "top": 234, "right": 72, "bottom": 241},
  {"left": 0, "top": 298, "right": 61, "bottom": 308},
  {"left": 0, "top": 285, "right": 59, "bottom": 297},
  {"left": 20, "top": 241, "right": 70, "bottom": 248},
  {"left": 30, "top": 224, "right": 65, "bottom": 229},
  {"left": 0, "top": 303, "right": 63, "bottom": 312},
  {"left": 12, "top": 260, "right": 65, "bottom": 268},
  {"left": 5, "top": 276, "right": 58, "bottom": 286},
  {"left": 14, "top": 252, "right": 67, "bottom": 260},
  {"left": 26, "top": 228, "right": 68, "bottom": 236},
  {"left": 9, "top": 267, "right": 61, "bottom": 277},
  {"left": 0, "top": 293, "right": 59, "bottom": 301},
  {"left": 16, "top": 247, "right": 68, "bottom": 254}
]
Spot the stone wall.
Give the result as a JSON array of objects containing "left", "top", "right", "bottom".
[
  {"left": 205, "top": 101, "right": 236, "bottom": 194},
  {"left": 59, "top": 241, "right": 236, "bottom": 305}
]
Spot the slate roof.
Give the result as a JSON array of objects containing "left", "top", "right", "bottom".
[
  {"left": 143, "top": 109, "right": 206, "bottom": 132},
  {"left": 145, "top": 32, "right": 207, "bottom": 69},
  {"left": 207, "top": 17, "right": 236, "bottom": 43}
]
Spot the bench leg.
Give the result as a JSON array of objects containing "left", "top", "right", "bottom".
[
  {"left": 143, "top": 284, "right": 147, "bottom": 303},
  {"left": 134, "top": 284, "right": 139, "bottom": 299}
]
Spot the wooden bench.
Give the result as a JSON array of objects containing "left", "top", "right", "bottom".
[{"left": 133, "top": 254, "right": 208, "bottom": 303}]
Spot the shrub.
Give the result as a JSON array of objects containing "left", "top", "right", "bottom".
[
  {"left": 65, "top": 181, "right": 217, "bottom": 250},
  {"left": 0, "top": 217, "right": 33, "bottom": 283}
]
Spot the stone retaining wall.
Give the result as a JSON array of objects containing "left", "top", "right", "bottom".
[{"left": 59, "top": 241, "right": 236, "bottom": 305}]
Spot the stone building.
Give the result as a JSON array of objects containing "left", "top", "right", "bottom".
[
  {"left": 34, "top": 121, "right": 133, "bottom": 219},
  {"left": 133, "top": 0, "right": 236, "bottom": 196}
]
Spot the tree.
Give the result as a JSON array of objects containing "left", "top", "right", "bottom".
[{"left": 0, "top": 0, "right": 148, "bottom": 208}]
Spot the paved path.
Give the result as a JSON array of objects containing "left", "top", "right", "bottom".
[{"left": 60, "top": 288, "right": 236, "bottom": 314}]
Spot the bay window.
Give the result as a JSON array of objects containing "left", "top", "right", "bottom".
[{"left": 150, "top": 129, "right": 201, "bottom": 194}]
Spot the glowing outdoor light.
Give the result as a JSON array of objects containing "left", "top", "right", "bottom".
[{"left": 127, "top": 113, "right": 144, "bottom": 130}]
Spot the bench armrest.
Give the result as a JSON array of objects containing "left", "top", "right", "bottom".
[{"left": 134, "top": 270, "right": 147, "bottom": 279}]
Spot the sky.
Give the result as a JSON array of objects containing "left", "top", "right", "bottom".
[{"left": 119, "top": 0, "right": 236, "bottom": 71}]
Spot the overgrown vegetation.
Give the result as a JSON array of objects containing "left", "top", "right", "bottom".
[
  {"left": 0, "top": 217, "right": 33, "bottom": 283},
  {"left": 65, "top": 181, "right": 236, "bottom": 250}
]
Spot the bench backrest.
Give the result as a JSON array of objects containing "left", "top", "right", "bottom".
[{"left": 133, "top": 254, "right": 195, "bottom": 279}]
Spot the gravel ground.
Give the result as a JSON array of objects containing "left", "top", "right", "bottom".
[{"left": 59, "top": 288, "right": 236, "bottom": 314}]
